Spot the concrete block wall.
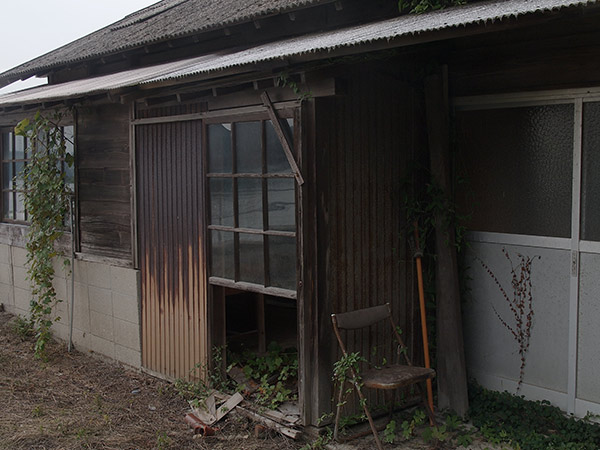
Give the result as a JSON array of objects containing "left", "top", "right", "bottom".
[{"left": 0, "top": 242, "right": 141, "bottom": 368}]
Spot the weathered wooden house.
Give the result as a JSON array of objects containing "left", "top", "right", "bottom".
[{"left": 1, "top": 0, "right": 600, "bottom": 425}]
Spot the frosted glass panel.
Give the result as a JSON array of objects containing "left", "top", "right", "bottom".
[
  {"left": 238, "top": 178, "right": 263, "bottom": 230},
  {"left": 581, "top": 102, "right": 600, "bottom": 241},
  {"left": 239, "top": 233, "right": 263, "bottom": 284},
  {"left": 456, "top": 104, "right": 573, "bottom": 237},
  {"left": 235, "top": 122, "right": 262, "bottom": 174},
  {"left": 208, "top": 124, "right": 232, "bottom": 173}
]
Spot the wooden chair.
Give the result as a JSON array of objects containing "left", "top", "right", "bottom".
[{"left": 331, "top": 303, "right": 436, "bottom": 450}]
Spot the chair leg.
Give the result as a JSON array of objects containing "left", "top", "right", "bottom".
[
  {"left": 353, "top": 384, "right": 384, "bottom": 450},
  {"left": 333, "top": 380, "right": 345, "bottom": 441},
  {"left": 385, "top": 390, "right": 395, "bottom": 421}
]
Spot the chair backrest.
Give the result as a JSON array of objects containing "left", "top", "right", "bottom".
[
  {"left": 331, "top": 304, "right": 390, "bottom": 330},
  {"left": 331, "top": 303, "right": 411, "bottom": 366}
]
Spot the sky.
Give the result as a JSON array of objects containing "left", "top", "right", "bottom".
[{"left": 0, "top": 0, "right": 160, "bottom": 94}]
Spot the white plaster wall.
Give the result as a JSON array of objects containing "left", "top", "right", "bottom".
[
  {"left": 0, "top": 242, "right": 141, "bottom": 368},
  {"left": 464, "top": 242, "right": 570, "bottom": 399}
]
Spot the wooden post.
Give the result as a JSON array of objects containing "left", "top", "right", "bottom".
[{"left": 424, "top": 66, "right": 469, "bottom": 416}]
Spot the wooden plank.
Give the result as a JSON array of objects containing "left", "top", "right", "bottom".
[
  {"left": 424, "top": 67, "right": 469, "bottom": 416},
  {"left": 261, "top": 91, "right": 304, "bottom": 185},
  {"left": 256, "top": 293, "right": 266, "bottom": 354},
  {"left": 235, "top": 405, "right": 302, "bottom": 440},
  {"left": 209, "top": 277, "right": 296, "bottom": 300}
]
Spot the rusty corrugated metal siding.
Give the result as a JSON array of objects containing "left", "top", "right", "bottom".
[{"left": 137, "top": 120, "right": 208, "bottom": 380}]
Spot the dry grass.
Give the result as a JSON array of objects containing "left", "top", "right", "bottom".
[{"left": 0, "top": 311, "right": 303, "bottom": 450}]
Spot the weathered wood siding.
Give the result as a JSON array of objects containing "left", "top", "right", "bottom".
[
  {"left": 310, "top": 65, "right": 421, "bottom": 420},
  {"left": 77, "top": 104, "right": 131, "bottom": 260},
  {"left": 447, "top": 15, "right": 600, "bottom": 96},
  {"left": 136, "top": 120, "right": 208, "bottom": 380}
]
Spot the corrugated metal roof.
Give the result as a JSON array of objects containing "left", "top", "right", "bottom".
[
  {"left": 0, "top": 0, "right": 597, "bottom": 107},
  {"left": 0, "top": 0, "right": 336, "bottom": 85}
]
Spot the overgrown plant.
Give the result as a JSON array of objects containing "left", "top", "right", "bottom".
[
  {"left": 398, "top": 0, "right": 466, "bottom": 14},
  {"left": 276, "top": 71, "right": 312, "bottom": 102},
  {"left": 469, "top": 383, "right": 600, "bottom": 449},
  {"left": 236, "top": 342, "right": 298, "bottom": 409},
  {"left": 477, "top": 249, "right": 539, "bottom": 390},
  {"left": 15, "top": 112, "right": 74, "bottom": 359}
]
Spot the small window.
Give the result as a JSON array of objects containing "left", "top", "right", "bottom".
[
  {"left": 207, "top": 117, "right": 297, "bottom": 294},
  {"left": 1, "top": 125, "right": 75, "bottom": 223}
]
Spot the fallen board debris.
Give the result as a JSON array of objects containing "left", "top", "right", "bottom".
[{"left": 186, "top": 390, "right": 303, "bottom": 440}]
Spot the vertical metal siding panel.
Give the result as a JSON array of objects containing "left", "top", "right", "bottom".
[
  {"left": 138, "top": 127, "right": 147, "bottom": 370},
  {"left": 153, "top": 123, "right": 161, "bottom": 375},
  {"left": 167, "top": 123, "right": 176, "bottom": 379},
  {"left": 138, "top": 118, "right": 207, "bottom": 380},
  {"left": 161, "top": 122, "right": 169, "bottom": 376},
  {"left": 179, "top": 122, "right": 188, "bottom": 379}
]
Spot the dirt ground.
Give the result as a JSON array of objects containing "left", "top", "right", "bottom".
[
  {"left": 0, "top": 310, "right": 305, "bottom": 450},
  {"left": 0, "top": 310, "right": 502, "bottom": 450}
]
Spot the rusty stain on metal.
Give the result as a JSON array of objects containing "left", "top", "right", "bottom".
[{"left": 137, "top": 118, "right": 207, "bottom": 381}]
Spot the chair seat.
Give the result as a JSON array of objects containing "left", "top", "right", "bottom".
[{"left": 362, "top": 364, "right": 435, "bottom": 390}]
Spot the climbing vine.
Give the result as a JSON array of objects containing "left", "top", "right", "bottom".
[
  {"left": 15, "top": 111, "right": 74, "bottom": 359},
  {"left": 476, "top": 249, "right": 540, "bottom": 390},
  {"left": 398, "top": 0, "right": 466, "bottom": 14}
]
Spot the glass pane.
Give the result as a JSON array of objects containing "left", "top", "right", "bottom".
[
  {"left": 2, "top": 162, "right": 12, "bottom": 190},
  {"left": 65, "top": 161, "right": 75, "bottom": 192},
  {"left": 14, "top": 161, "right": 25, "bottom": 189},
  {"left": 456, "top": 104, "right": 574, "bottom": 238},
  {"left": 268, "top": 178, "right": 295, "bottom": 231},
  {"left": 237, "top": 178, "right": 263, "bottom": 229},
  {"left": 63, "top": 126, "right": 74, "bottom": 157},
  {"left": 581, "top": 102, "right": 600, "bottom": 241},
  {"left": 208, "top": 124, "right": 232, "bottom": 173},
  {"left": 239, "top": 233, "right": 264, "bottom": 284},
  {"left": 269, "top": 236, "right": 296, "bottom": 291},
  {"left": 2, "top": 132, "right": 12, "bottom": 160},
  {"left": 211, "top": 230, "right": 234, "bottom": 279},
  {"left": 235, "top": 121, "right": 262, "bottom": 173},
  {"left": 210, "top": 178, "right": 234, "bottom": 226},
  {"left": 14, "top": 135, "right": 26, "bottom": 159},
  {"left": 16, "top": 192, "right": 25, "bottom": 221},
  {"left": 266, "top": 119, "right": 294, "bottom": 173},
  {"left": 2, "top": 191, "right": 13, "bottom": 219}
]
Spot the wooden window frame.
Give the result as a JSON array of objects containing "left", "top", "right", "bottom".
[{"left": 205, "top": 112, "right": 298, "bottom": 299}]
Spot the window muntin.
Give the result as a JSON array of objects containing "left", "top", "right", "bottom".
[
  {"left": 207, "top": 117, "right": 297, "bottom": 293},
  {"left": 1, "top": 125, "right": 75, "bottom": 222}
]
